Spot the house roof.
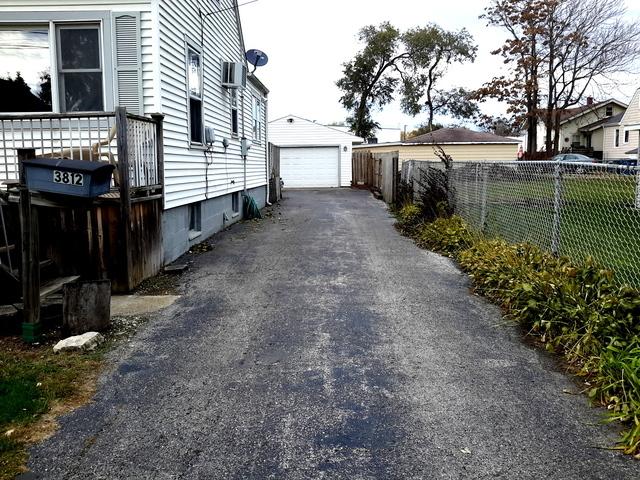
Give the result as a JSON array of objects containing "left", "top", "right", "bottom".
[
  {"left": 579, "top": 113, "right": 624, "bottom": 132},
  {"left": 269, "top": 114, "right": 365, "bottom": 142},
  {"left": 248, "top": 74, "right": 269, "bottom": 95},
  {"left": 626, "top": 148, "right": 638, "bottom": 155},
  {"left": 404, "top": 127, "right": 520, "bottom": 145},
  {"left": 559, "top": 99, "right": 628, "bottom": 125}
]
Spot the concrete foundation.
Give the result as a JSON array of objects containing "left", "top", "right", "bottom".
[{"left": 162, "top": 186, "right": 266, "bottom": 263}]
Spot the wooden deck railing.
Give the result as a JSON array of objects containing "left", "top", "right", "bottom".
[{"left": 0, "top": 107, "right": 163, "bottom": 195}]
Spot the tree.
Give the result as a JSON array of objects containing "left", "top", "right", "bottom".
[
  {"left": 475, "top": 114, "right": 522, "bottom": 137},
  {"left": 475, "top": 0, "right": 552, "bottom": 155},
  {"left": 337, "top": 23, "right": 477, "bottom": 139},
  {"left": 543, "top": 0, "right": 640, "bottom": 154},
  {"left": 477, "top": 0, "right": 640, "bottom": 156},
  {"left": 400, "top": 26, "right": 478, "bottom": 130},
  {"left": 336, "top": 23, "right": 406, "bottom": 139},
  {"left": 402, "top": 122, "right": 444, "bottom": 140}
]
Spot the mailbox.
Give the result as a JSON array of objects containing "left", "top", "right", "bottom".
[{"left": 22, "top": 158, "right": 115, "bottom": 198}]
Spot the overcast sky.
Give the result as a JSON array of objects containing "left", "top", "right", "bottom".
[{"left": 241, "top": 0, "right": 640, "bottom": 131}]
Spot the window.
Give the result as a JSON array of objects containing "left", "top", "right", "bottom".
[
  {"left": 231, "top": 191, "right": 240, "bottom": 215},
  {"left": 571, "top": 134, "right": 581, "bottom": 147},
  {"left": 230, "top": 89, "right": 239, "bottom": 136},
  {"left": 615, "top": 129, "right": 620, "bottom": 147},
  {"left": 606, "top": 105, "right": 613, "bottom": 117},
  {"left": 0, "top": 23, "right": 107, "bottom": 113},
  {"left": 624, "top": 130, "right": 630, "bottom": 144},
  {"left": 252, "top": 96, "right": 262, "bottom": 142},
  {"left": 187, "top": 47, "right": 203, "bottom": 144},
  {"left": 188, "top": 202, "right": 201, "bottom": 239},
  {"left": 0, "top": 25, "right": 52, "bottom": 112},
  {"left": 57, "top": 25, "right": 103, "bottom": 112}
]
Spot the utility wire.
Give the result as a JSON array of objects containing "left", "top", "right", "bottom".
[{"left": 200, "top": 0, "right": 259, "bottom": 18}]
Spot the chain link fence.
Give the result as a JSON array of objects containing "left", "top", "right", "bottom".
[{"left": 402, "top": 160, "right": 640, "bottom": 287}]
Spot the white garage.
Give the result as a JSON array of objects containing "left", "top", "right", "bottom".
[
  {"left": 280, "top": 146, "right": 340, "bottom": 188},
  {"left": 269, "top": 115, "right": 363, "bottom": 188}
]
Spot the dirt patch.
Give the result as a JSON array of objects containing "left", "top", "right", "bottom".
[{"left": 134, "top": 270, "right": 182, "bottom": 296}]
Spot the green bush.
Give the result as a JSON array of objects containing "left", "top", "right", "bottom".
[
  {"left": 399, "top": 215, "right": 640, "bottom": 455},
  {"left": 415, "top": 215, "right": 473, "bottom": 256},
  {"left": 395, "top": 203, "right": 423, "bottom": 235}
]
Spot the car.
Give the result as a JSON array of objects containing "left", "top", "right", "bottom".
[
  {"left": 551, "top": 153, "right": 596, "bottom": 173},
  {"left": 606, "top": 158, "right": 638, "bottom": 175}
]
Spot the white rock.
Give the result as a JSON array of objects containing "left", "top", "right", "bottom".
[{"left": 53, "top": 332, "right": 104, "bottom": 353}]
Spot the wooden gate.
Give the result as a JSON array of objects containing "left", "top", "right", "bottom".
[{"left": 351, "top": 150, "right": 398, "bottom": 204}]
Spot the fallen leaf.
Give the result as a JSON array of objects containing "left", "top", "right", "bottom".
[{"left": 5, "top": 429, "right": 15, "bottom": 437}]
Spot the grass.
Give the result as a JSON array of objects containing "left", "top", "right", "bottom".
[
  {"left": 0, "top": 338, "right": 103, "bottom": 480},
  {"left": 479, "top": 173, "right": 640, "bottom": 286}
]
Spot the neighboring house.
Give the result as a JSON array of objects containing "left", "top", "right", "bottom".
[
  {"left": 269, "top": 115, "right": 363, "bottom": 188},
  {"left": 0, "top": 0, "right": 269, "bottom": 269},
  {"left": 616, "top": 87, "right": 640, "bottom": 163},
  {"left": 353, "top": 128, "right": 520, "bottom": 164},
  {"left": 529, "top": 98, "right": 628, "bottom": 156}
]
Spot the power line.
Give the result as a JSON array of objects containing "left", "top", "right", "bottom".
[{"left": 200, "top": 0, "right": 259, "bottom": 18}]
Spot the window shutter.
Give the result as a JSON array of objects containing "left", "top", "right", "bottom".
[{"left": 112, "top": 12, "right": 142, "bottom": 115}]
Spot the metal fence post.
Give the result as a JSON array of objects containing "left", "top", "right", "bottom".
[
  {"left": 479, "top": 165, "right": 488, "bottom": 232},
  {"left": 551, "top": 161, "right": 562, "bottom": 255}
]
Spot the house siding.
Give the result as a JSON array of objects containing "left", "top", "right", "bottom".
[
  {"left": 559, "top": 103, "right": 626, "bottom": 151},
  {"left": 621, "top": 89, "right": 640, "bottom": 126},
  {"left": 158, "top": 0, "right": 267, "bottom": 210},
  {"left": 269, "top": 116, "right": 362, "bottom": 187},
  {"left": 354, "top": 143, "right": 519, "bottom": 164},
  {"left": 602, "top": 126, "right": 639, "bottom": 161}
]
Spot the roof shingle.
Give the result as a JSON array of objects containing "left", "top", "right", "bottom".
[{"left": 405, "top": 127, "right": 519, "bottom": 145}]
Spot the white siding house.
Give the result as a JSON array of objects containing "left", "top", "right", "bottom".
[
  {"left": 269, "top": 115, "right": 363, "bottom": 188},
  {"left": 0, "top": 0, "right": 269, "bottom": 263}
]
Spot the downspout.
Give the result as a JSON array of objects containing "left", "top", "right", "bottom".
[
  {"left": 265, "top": 97, "right": 271, "bottom": 206},
  {"left": 241, "top": 89, "right": 247, "bottom": 195}
]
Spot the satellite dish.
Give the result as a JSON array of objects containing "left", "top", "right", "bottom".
[{"left": 245, "top": 49, "right": 268, "bottom": 73}]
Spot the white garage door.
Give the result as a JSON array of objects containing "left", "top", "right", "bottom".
[{"left": 280, "top": 147, "right": 340, "bottom": 188}]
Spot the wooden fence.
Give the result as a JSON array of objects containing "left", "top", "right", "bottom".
[
  {"left": 352, "top": 150, "right": 398, "bottom": 204},
  {"left": 268, "top": 142, "right": 281, "bottom": 203}
]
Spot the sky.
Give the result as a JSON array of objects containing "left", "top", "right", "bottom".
[{"left": 240, "top": 0, "right": 640, "bottom": 132}]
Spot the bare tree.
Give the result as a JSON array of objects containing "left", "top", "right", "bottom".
[
  {"left": 545, "top": 0, "right": 640, "bottom": 153},
  {"left": 477, "top": 0, "right": 640, "bottom": 156}
]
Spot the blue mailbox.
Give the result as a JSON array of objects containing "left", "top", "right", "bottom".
[{"left": 22, "top": 158, "right": 115, "bottom": 198}]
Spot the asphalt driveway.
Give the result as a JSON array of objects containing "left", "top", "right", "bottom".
[{"left": 25, "top": 189, "right": 638, "bottom": 479}]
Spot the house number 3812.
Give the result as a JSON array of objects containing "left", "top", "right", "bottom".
[{"left": 52, "top": 170, "right": 83, "bottom": 186}]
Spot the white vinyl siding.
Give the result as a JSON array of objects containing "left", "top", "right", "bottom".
[
  {"left": 354, "top": 143, "right": 520, "bottom": 165},
  {"left": 602, "top": 126, "right": 639, "bottom": 160},
  {"left": 158, "top": 0, "right": 267, "bottom": 209},
  {"left": 269, "top": 115, "right": 362, "bottom": 187}
]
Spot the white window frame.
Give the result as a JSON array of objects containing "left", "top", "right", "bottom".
[
  {"left": 252, "top": 96, "right": 262, "bottom": 143},
  {"left": 0, "top": 13, "right": 114, "bottom": 114},
  {"left": 230, "top": 89, "right": 239, "bottom": 137},
  {"left": 185, "top": 41, "right": 204, "bottom": 146},
  {"left": 615, "top": 129, "right": 620, "bottom": 147},
  {"left": 56, "top": 23, "right": 104, "bottom": 112}
]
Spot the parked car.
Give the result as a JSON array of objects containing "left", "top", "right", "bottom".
[
  {"left": 552, "top": 153, "right": 596, "bottom": 173},
  {"left": 606, "top": 158, "right": 638, "bottom": 175}
]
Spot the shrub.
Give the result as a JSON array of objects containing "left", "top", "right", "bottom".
[
  {"left": 415, "top": 215, "right": 473, "bottom": 256},
  {"left": 395, "top": 203, "right": 423, "bottom": 236},
  {"left": 401, "top": 215, "right": 640, "bottom": 455}
]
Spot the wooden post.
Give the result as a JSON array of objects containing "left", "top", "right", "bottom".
[
  {"left": 115, "top": 107, "right": 133, "bottom": 291},
  {"left": 151, "top": 113, "right": 165, "bottom": 208},
  {"left": 17, "top": 148, "right": 41, "bottom": 342}
]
